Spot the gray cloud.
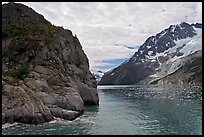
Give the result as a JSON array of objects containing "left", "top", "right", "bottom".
[{"left": 3, "top": 2, "right": 202, "bottom": 72}]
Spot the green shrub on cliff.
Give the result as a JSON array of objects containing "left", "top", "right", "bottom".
[
  {"left": 2, "top": 23, "right": 57, "bottom": 39},
  {"left": 3, "top": 64, "right": 29, "bottom": 80}
]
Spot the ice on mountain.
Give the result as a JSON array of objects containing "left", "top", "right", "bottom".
[
  {"left": 149, "top": 72, "right": 160, "bottom": 78},
  {"left": 147, "top": 45, "right": 151, "bottom": 49},
  {"left": 159, "top": 31, "right": 167, "bottom": 38},
  {"left": 141, "top": 59, "right": 145, "bottom": 63},
  {"left": 133, "top": 57, "right": 137, "bottom": 61},
  {"left": 170, "top": 25, "right": 176, "bottom": 32},
  {"left": 150, "top": 59, "right": 156, "bottom": 62},
  {"left": 148, "top": 51, "right": 153, "bottom": 56},
  {"left": 167, "top": 58, "right": 183, "bottom": 75},
  {"left": 179, "top": 28, "right": 202, "bottom": 56},
  {"left": 111, "top": 73, "right": 115, "bottom": 76}
]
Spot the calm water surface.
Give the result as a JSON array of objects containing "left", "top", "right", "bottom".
[{"left": 2, "top": 85, "right": 202, "bottom": 135}]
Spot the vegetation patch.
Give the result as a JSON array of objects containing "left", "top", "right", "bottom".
[
  {"left": 2, "top": 90, "right": 9, "bottom": 96},
  {"left": 3, "top": 64, "right": 29, "bottom": 80},
  {"left": 2, "top": 76, "right": 20, "bottom": 85},
  {"left": 2, "top": 23, "right": 58, "bottom": 39},
  {"left": 2, "top": 24, "right": 25, "bottom": 38},
  {"left": 34, "top": 60, "right": 50, "bottom": 66}
]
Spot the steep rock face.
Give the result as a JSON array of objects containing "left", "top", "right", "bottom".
[
  {"left": 2, "top": 2, "right": 99, "bottom": 124},
  {"left": 99, "top": 22, "right": 202, "bottom": 85}
]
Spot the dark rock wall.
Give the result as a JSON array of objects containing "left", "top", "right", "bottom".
[{"left": 2, "top": 2, "right": 99, "bottom": 124}]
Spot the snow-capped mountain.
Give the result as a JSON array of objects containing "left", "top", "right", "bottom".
[
  {"left": 98, "top": 22, "right": 202, "bottom": 85},
  {"left": 92, "top": 70, "right": 104, "bottom": 82}
]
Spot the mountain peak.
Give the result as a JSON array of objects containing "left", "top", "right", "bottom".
[
  {"left": 99, "top": 22, "right": 202, "bottom": 85},
  {"left": 2, "top": 2, "right": 51, "bottom": 26},
  {"left": 191, "top": 22, "right": 202, "bottom": 28},
  {"left": 130, "top": 22, "right": 197, "bottom": 62}
]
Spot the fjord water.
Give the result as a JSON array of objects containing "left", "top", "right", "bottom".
[{"left": 2, "top": 85, "right": 202, "bottom": 135}]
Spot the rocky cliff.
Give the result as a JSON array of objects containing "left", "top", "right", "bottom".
[
  {"left": 2, "top": 2, "right": 99, "bottom": 124},
  {"left": 99, "top": 22, "right": 202, "bottom": 85}
]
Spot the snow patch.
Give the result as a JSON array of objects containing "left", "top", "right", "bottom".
[
  {"left": 111, "top": 73, "right": 115, "bottom": 76},
  {"left": 133, "top": 57, "right": 137, "bottom": 61},
  {"left": 149, "top": 27, "right": 201, "bottom": 79},
  {"left": 157, "top": 57, "right": 161, "bottom": 65},
  {"left": 148, "top": 50, "right": 153, "bottom": 56},
  {"left": 167, "top": 58, "right": 183, "bottom": 75},
  {"left": 149, "top": 73, "right": 158, "bottom": 78},
  {"left": 139, "top": 50, "right": 143, "bottom": 54},
  {"left": 179, "top": 28, "right": 202, "bottom": 56},
  {"left": 141, "top": 59, "right": 145, "bottom": 63},
  {"left": 177, "top": 24, "right": 182, "bottom": 29},
  {"left": 163, "top": 27, "right": 202, "bottom": 61},
  {"left": 159, "top": 31, "right": 167, "bottom": 38},
  {"left": 170, "top": 25, "right": 176, "bottom": 32},
  {"left": 150, "top": 59, "right": 156, "bottom": 62}
]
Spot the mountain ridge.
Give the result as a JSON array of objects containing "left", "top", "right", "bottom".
[{"left": 99, "top": 22, "right": 202, "bottom": 85}]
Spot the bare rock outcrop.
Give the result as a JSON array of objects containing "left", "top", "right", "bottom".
[{"left": 2, "top": 2, "right": 99, "bottom": 124}]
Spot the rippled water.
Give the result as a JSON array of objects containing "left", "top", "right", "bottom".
[{"left": 2, "top": 85, "right": 202, "bottom": 135}]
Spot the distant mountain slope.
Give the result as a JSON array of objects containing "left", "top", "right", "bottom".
[
  {"left": 99, "top": 22, "right": 202, "bottom": 85},
  {"left": 92, "top": 70, "right": 104, "bottom": 82},
  {"left": 149, "top": 50, "right": 202, "bottom": 85}
]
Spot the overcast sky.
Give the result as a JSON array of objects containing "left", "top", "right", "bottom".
[{"left": 3, "top": 2, "right": 202, "bottom": 73}]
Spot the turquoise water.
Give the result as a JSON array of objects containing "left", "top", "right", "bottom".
[{"left": 2, "top": 85, "right": 202, "bottom": 135}]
